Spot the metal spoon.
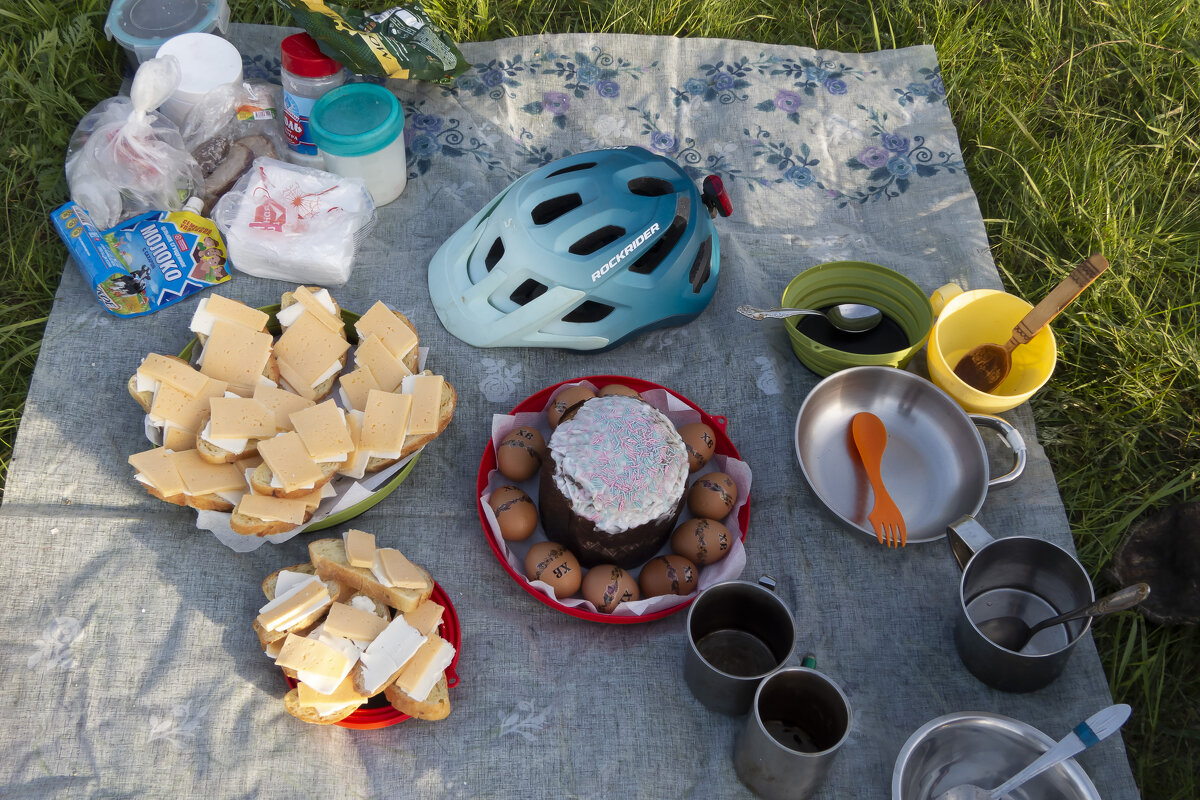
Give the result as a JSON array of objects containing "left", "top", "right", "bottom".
[
  {"left": 935, "top": 704, "right": 1131, "bottom": 800},
  {"left": 978, "top": 583, "right": 1150, "bottom": 653},
  {"left": 736, "top": 303, "right": 883, "bottom": 333}
]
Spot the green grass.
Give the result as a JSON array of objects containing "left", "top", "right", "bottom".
[{"left": 3, "top": 0, "right": 1198, "bottom": 796}]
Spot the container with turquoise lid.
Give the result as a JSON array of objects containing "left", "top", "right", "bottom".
[{"left": 310, "top": 83, "right": 407, "bottom": 206}]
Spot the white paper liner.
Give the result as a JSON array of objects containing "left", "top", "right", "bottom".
[
  {"left": 140, "top": 327, "right": 433, "bottom": 552},
  {"left": 481, "top": 381, "right": 751, "bottom": 619}
]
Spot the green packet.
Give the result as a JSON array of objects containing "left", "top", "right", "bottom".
[{"left": 275, "top": 1, "right": 467, "bottom": 83}]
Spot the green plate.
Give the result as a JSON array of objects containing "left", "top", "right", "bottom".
[{"left": 178, "top": 300, "right": 419, "bottom": 531}]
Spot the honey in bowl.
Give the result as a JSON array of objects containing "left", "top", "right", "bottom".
[{"left": 794, "top": 305, "right": 911, "bottom": 356}]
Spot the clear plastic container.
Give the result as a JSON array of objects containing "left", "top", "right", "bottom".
[
  {"left": 310, "top": 83, "right": 407, "bottom": 206},
  {"left": 155, "top": 32, "right": 243, "bottom": 127},
  {"left": 105, "top": 0, "right": 231, "bottom": 68},
  {"left": 280, "top": 33, "right": 347, "bottom": 170}
]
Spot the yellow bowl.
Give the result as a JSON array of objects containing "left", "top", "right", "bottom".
[{"left": 927, "top": 288, "right": 1056, "bottom": 413}]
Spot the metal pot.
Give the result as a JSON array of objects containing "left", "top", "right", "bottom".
[{"left": 794, "top": 366, "right": 1026, "bottom": 544}]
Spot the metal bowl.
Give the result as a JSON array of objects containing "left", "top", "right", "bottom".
[{"left": 892, "top": 712, "right": 1100, "bottom": 800}]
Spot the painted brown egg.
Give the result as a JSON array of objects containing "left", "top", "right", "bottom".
[
  {"left": 687, "top": 472, "right": 738, "bottom": 520},
  {"left": 638, "top": 554, "right": 699, "bottom": 598},
  {"left": 597, "top": 383, "right": 640, "bottom": 399},
  {"left": 489, "top": 485, "right": 538, "bottom": 542},
  {"left": 581, "top": 564, "right": 640, "bottom": 613},
  {"left": 670, "top": 517, "right": 733, "bottom": 566},
  {"left": 497, "top": 426, "right": 547, "bottom": 482},
  {"left": 677, "top": 422, "right": 717, "bottom": 473},
  {"left": 547, "top": 384, "right": 596, "bottom": 428},
  {"left": 524, "top": 541, "right": 583, "bottom": 597}
]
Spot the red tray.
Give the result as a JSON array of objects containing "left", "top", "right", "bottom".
[
  {"left": 283, "top": 581, "right": 461, "bottom": 729},
  {"left": 477, "top": 375, "right": 749, "bottom": 624}
]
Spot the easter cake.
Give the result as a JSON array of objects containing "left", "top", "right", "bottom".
[{"left": 538, "top": 394, "right": 689, "bottom": 568}]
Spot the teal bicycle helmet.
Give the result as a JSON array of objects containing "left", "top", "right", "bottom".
[{"left": 427, "top": 146, "right": 732, "bottom": 351}]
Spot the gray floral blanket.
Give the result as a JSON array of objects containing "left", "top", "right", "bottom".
[{"left": 0, "top": 26, "right": 1139, "bottom": 799}]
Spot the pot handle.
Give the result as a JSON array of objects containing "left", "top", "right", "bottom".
[
  {"left": 969, "top": 413, "right": 1027, "bottom": 489},
  {"left": 947, "top": 515, "right": 994, "bottom": 571}
]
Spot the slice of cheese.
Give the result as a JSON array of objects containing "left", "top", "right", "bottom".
[
  {"left": 253, "top": 384, "right": 315, "bottom": 431},
  {"left": 356, "top": 616, "right": 425, "bottom": 696},
  {"left": 324, "top": 602, "right": 389, "bottom": 644},
  {"left": 392, "top": 633, "right": 455, "bottom": 702},
  {"left": 258, "top": 577, "right": 330, "bottom": 632},
  {"left": 209, "top": 396, "right": 276, "bottom": 440},
  {"left": 257, "top": 431, "right": 325, "bottom": 493},
  {"left": 400, "top": 374, "right": 444, "bottom": 436},
  {"left": 199, "top": 320, "right": 273, "bottom": 393},
  {"left": 373, "top": 548, "right": 429, "bottom": 590},
  {"left": 149, "top": 377, "right": 228, "bottom": 431},
  {"left": 190, "top": 294, "right": 269, "bottom": 337},
  {"left": 360, "top": 390, "right": 412, "bottom": 457},
  {"left": 337, "top": 411, "right": 371, "bottom": 480},
  {"left": 274, "top": 312, "right": 350, "bottom": 391},
  {"left": 403, "top": 600, "right": 445, "bottom": 638},
  {"left": 288, "top": 286, "right": 344, "bottom": 334},
  {"left": 290, "top": 401, "right": 353, "bottom": 462},
  {"left": 337, "top": 367, "right": 382, "bottom": 412},
  {"left": 129, "top": 447, "right": 186, "bottom": 497},
  {"left": 354, "top": 334, "right": 410, "bottom": 391},
  {"left": 137, "top": 353, "right": 209, "bottom": 396},
  {"left": 171, "top": 449, "right": 247, "bottom": 495},
  {"left": 236, "top": 493, "right": 309, "bottom": 524},
  {"left": 343, "top": 528, "right": 376, "bottom": 568},
  {"left": 296, "top": 671, "right": 368, "bottom": 716},
  {"left": 163, "top": 423, "right": 198, "bottom": 451},
  {"left": 275, "top": 633, "right": 351, "bottom": 685},
  {"left": 354, "top": 301, "right": 418, "bottom": 360}
]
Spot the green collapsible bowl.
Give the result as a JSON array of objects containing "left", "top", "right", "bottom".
[
  {"left": 179, "top": 302, "right": 419, "bottom": 532},
  {"left": 782, "top": 261, "right": 934, "bottom": 376}
]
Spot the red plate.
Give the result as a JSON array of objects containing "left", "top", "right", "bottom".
[
  {"left": 283, "top": 581, "right": 461, "bottom": 729},
  {"left": 477, "top": 375, "right": 749, "bottom": 624}
]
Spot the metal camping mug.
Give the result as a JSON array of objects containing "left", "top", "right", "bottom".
[
  {"left": 733, "top": 666, "right": 852, "bottom": 800},
  {"left": 947, "top": 515, "right": 1095, "bottom": 693},
  {"left": 684, "top": 576, "right": 797, "bottom": 716}
]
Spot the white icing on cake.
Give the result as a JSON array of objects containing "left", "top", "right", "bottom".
[{"left": 549, "top": 395, "right": 688, "bottom": 534}]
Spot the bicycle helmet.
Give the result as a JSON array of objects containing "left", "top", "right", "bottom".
[{"left": 428, "top": 146, "right": 732, "bottom": 351}]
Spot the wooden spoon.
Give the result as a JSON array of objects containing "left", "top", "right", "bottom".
[{"left": 953, "top": 254, "right": 1110, "bottom": 393}]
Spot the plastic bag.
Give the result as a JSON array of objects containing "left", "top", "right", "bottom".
[
  {"left": 274, "top": 0, "right": 467, "bottom": 83},
  {"left": 189, "top": 83, "right": 287, "bottom": 213},
  {"left": 211, "top": 157, "right": 376, "bottom": 286},
  {"left": 64, "top": 56, "right": 199, "bottom": 229}
]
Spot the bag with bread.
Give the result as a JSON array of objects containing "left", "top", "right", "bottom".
[
  {"left": 255, "top": 530, "right": 458, "bottom": 725},
  {"left": 127, "top": 286, "right": 456, "bottom": 550}
]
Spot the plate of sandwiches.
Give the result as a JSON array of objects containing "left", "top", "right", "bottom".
[
  {"left": 477, "top": 375, "right": 752, "bottom": 624},
  {"left": 126, "top": 287, "right": 456, "bottom": 551},
  {"left": 254, "top": 529, "right": 460, "bottom": 728}
]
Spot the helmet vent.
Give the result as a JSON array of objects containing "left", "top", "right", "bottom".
[
  {"left": 531, "top": 193, "right": 583, "bottom": 225},
  {"left": 547, "top": 161, "right": 597, "bottom": 177},
  {"left": 627, "top": 177, "right": 675, "bottom": 197},
  {"left": 569, "top": 225, "right": 626, "bottom": 256},
  {"left": 688, "top": 235, "right": 713, "bottom": 293},
  {"left": 563, "top": 300, "right": 614, "bottom": 323},
  {"left": 629, "top": 214, "right": 687, "bottom": 275},
  {"left": 509, "top": 279, "right": 549, "bottom": 306},
  {"left": 484, "top": 238, "right": 505, "bottom": 272}
]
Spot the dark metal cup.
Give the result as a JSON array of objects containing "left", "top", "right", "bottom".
[
  {"left": 948, "top": 515, "right": 1094, "bottom": 693},
  {"left": 684, "top": 576, "right": 796, "bottom": 716}
]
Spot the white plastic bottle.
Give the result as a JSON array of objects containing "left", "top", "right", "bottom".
[{"left": 280, "top": 32, "right": 347, "bottom": 170}]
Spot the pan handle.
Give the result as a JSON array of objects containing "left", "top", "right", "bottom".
[{"left": 969, "top": 413, "right": 1026, "bottom": 489}]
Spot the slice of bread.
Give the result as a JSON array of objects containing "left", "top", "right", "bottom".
[
  {"left": 282, "top": 687, "right": 361, "bottom": 725},
  {"left": 308, "top": 538, "right": 433, "bottom": 614},
  {"left": 184, "top": 491, "right": 236, "bottom": 513},
  {"left": 193, "top": 409, "right": 262, "bottom": 465},
  {"left": 252, "top": 571, "right": 344, "bottom": 649},
  {"left": 127, "top": 354, "right": 194, "bottom": 412},
  {"left": 384, "top": 674, "right": 450, "bottom": 721},
  {"left": 249, "top": 459, "right": 340, "bottom": 499},
  {"left": 365, "top": 375, "right": 457, "bottom": 474},
  {"left": 146, "top": 485, "right": 188, "bottom": 507},
  {"left": 280, "top": 287, "right": 345, "bottom": 334},
  {"left": 230, "top": 501, "right": 314, "bottom": 537}
]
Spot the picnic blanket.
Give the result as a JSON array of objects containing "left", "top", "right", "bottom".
[{"left": 0, "top": 25, "right": 1141, "bottom": 799}]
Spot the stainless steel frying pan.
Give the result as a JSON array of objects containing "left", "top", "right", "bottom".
[{"left": 794, "top": 366, "right": 1026, "bottom": 544}]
